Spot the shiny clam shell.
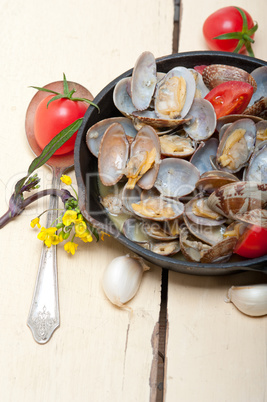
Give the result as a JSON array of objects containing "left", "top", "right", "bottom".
[
  {"left": 131, "top": 196, "right": 184, "bottom": 221},
  {"left": 245, "top": 141, "right": 267, "bottom": 183},
  {"left": 154, "top": 158, "right": 200, "bottom": 198},
  {"left": 184, "top": 194, "right": 226, "bottom": 226},
  {"left": 98, "top": 123, "right": 129, "bottom": 186},
  {"left": 131, "top": 51, "right": 157, "bottom": 111},
  {"left": 154, "top": 66, "right": 196, "bottom": 120},
  {"left": 183, "top": 98, "right": 216, "bottom": 141},
  {"left": 190, "top": 138, "right": 219, "bottom": 175},
  {"left": 216, "top": 118, "right": 256, "bottom": 173},
  {"left": 207, "top": 181, "right": 267, "bottom": 219},
  {"left": 202, "top": 64, "right": 257, "bottom": 92},
  {"left": 113, "top": 77, "right": 136, "bottom": 117},
  {"left": 86, "top": 117, "right": 137, "bottom": 157},
  {"left": 159, "top": 134, "right": 195, "bottom": 158},
  {"left": 248, "top": 66, "right": 267, "bottom": 107}
]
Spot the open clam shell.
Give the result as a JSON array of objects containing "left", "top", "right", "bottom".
[
  {"left": 131, "top": 196, "right": 185, "bottom": 221},
  {"left": 183, "top": 213, "right": 226, "bottom": 246},
  {"left": 195, "top": 170, "right": 239, "bottom": 193},
  {"left": 190, "top": 138, "right": 219, "bottom": 175},
  {"left": 235, "top": 209, "right": 267, "bottom": 228},
  {"left": 245, "top": 140, "right": 267, "bottom": 183},
  {"left": 149, "top": 241, "right": 180, "bottom": 256},
  {"left": 256, "top": 121, "right": 267, "bottom": 144},
  {"left": 154, "top": 66, "right": 196, "bottom": 120},
  {"left": 126, "top": 125, "right": 161, "bottom": 190},
  {"left": 248, "top": 66, "right": 267, "bottom": 107},
  {"left": 131, "top": 51, "right": 157, "bottom": 111},
  {"left": 184, "top": 194, "right": 226, "bottom": 226},
  {"left": 113, "top": 77, "right": 136, "bottom": 117},
  {"left": 207, "top": 181, "right": 267, "bottom": 219},
  {"left": 202, "top": 64, "right": 257, "bottom": 92},
  {"left": 142, "top": 220, "right": 179, "bottom": 241},
  {"left": 159, "top": 134, "right": 196, "bottom": 158},
  {"left": 154, "top": 158, "right": 200, "bottom": 198},
  {"left": 183, "top": 98, "right": 216, "bottom": 141},
  {"left": 188, "top": 69, "right": 209, "bottom": 98},
  {"left": 131, "top": 109, "right": 191, "bottom": 129},
  {"left": 98, "top": 122, "right": 129, "bottom": 186},
  {"left": 179, "top": 226, "right": 236, "bottom": 263},
  {"left": 216, "top": 118, "right": 256, "bottom": 173},
  {"left": 86, "top": 117, "right": 137, "bottom": 157}
]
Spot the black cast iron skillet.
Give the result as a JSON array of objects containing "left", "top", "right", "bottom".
[{"left": 74, "top": 51, "right": 267, "bottom": 276}]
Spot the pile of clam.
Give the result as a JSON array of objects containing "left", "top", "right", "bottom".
[{"left": 86, "top": 51, "right": 267, "bottom": 264}]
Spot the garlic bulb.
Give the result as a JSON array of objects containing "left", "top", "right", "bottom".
[
  {"left": 226, "top": 284, "right": 267, "bottom": 317},
  {"left": 102, "top": 255, "right": 150, "bottom": 308}
]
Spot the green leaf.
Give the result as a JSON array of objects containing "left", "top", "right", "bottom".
[
  {"left": 233, "top": 39, "right": 245, "bottom": 54},
  {"left": 29, "top": 86, "right": 60, "bottom": 95},
  {"left": 28, "top": 118, "right": 83, "bottom": 175},
  {"left": 248, "top": 22, "right": 258, "bottom": 36},
  {"left": 234, "top": 7, "right": 248, "bottom": 31},
  {"left": 46, "top": 93, "right": 66, "bottom": 108},
  {"left": 213, "top": 32, "right": 243, "bottom": 40},
  {"left": 63, "top": 73, "right": 69, "bottom": 96}
]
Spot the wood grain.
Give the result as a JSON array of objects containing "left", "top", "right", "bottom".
[
  {"left": 0, "top": 1, "right": 173, "bottom": 401},
  {"left": 166, "top": 1, "right": 267, "bottom": 401}
]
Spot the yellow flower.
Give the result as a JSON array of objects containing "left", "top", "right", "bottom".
[
  {"left": 77, "top": 230, "right": 93, "bottom": 243},
  {"left": 37, "top": 227, "right": 61, "bottom": 247},
  {"left": 74, "top": 220, "right": 87, "bottom": 237},
  {"left": 62, "top": 210, "right": 77, "bottom": 226},
  {"left": 100, "top": 231, "right": 110, "bottom": 241},
  {"left": 60, "top": 175, "right": 72, "bottom": 185},
  {"left": 30, "top": 217, "right": 41, "bottom": 229},
  {"left": 64, "top": 241, "right": 78, "bottom": 255}
]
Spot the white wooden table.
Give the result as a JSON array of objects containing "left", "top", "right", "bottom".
[{"left": 0, "top": 1, "right": 266, "bottom": 401}]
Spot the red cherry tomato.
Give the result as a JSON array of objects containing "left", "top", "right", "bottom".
[
  {"left": 203, "top": 7, "right": 256, "bottom": 54},
  {"left": 234, "top": 225, "right": 267, "bottom": 259},
  {"left": 34, "top": 95, "right": 88, "bottom": 155},
  {"left": 204, "top": 81, "right": 253, "bottom": 119}
]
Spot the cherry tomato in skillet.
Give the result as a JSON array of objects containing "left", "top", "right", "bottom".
[
  {"left": 234, "top": 225, "right": 267, "bottom": 259},
  {"left": 34, "top": 95, "right": 88, "bottom": 156},
  {"left": 203, "top": 7, "right": 258, "bottom": 57},
  {"left": 204, "top": 81, "right": 254, "bottom": 119}
]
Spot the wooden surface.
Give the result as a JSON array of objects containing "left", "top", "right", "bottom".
[
  {"left": 167, "top": 1, "right": 267, "bottom": 402},
  {"left": 0, "top": 1, "right": 266, "bottom": 401}
]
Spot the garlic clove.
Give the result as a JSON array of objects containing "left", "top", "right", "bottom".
[
  {"left": 102, "top": 255, "right": 150, "bottom": 309},
  {"left": 225, "top": 284, "right": 267, "bottom": 317}
]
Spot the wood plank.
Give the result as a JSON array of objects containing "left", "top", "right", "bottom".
[
  {"left": 166, "top": 1, "right": 267, "bottom": 401},
  {"left": 0, "top": 1, "right": 174, "bottom": 400}
]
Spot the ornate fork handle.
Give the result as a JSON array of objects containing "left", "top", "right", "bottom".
[{"left": 27, "top": 167, "right": 62, "bottom": 344}]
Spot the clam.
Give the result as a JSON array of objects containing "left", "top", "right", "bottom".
[
  {"left": 142, "top": 220, "right": 179, "bottom": 240},
  {"left": 121, "top": 184, "right": 142, "bottom": 214},
  {"left": 202, "top": 64, "right": 257, "bottom": 92},
  {"left": 207, "top": 181, "right": 267, "bottom": 219},
  {"left": 247, "top": 66, "right": 267, "bottom": 107},
  {"left": 154, "top": 66, "right": 196, "bottom": 121},
  {"left": 149, "top": 241, "right": 180, "bottom": 256},
  {"left": 131, "top": 196, "right": 184, "bottom": 221},
  {"left": 216, "top": 114, "right": 263, "bottom": 133},
  {"left": 245, "top": 141, "right": 267, "bottom": 183},
  {"left": 183, "top": 214, "right": 226, "bottom": 246},
  {"left": 235, "top": 209, "right": 267, "bottom": 228},
  {"left": 256, "top": 121, "right": 267, "bottom": 144},
  {"left": 184, "top": 194, "right": 226, "bottom": 226},
  {"left": 190, "top": 138, "right": 219, "bottom": 175},
  {"left": 101, "top": 192, "right": 125, "bottom": 215},
  {"left": 243, "top": 97, "right": 267, "bottom": 119},
  {"left": 98, "top": 123, "right": 129, "bottom": 186},
  {"left": 188, "top": 68, "right": 209, "bottom": 98},
  {"left": 159, "top": 134, "right": 195, "bottom": 157},
  {"left": 131, "top": 51, "right": 157, "bottom": 111},
  {"left": 113, "top": 77, "right": 136, "bottom": 117},
  {"left": 86, "top": 117, "right": 137, "bottom": 157},
  {"left": 179, "top": 226, "right": 237, "bottom": 263},
  {"left": 154, "top": 158, "right": 200, "bottom": 198},
  {"left": 183, "top": 98, "right": 216, "bottom": 141},
  {"left": 216, "top": 118, "right": 256, "bottom": 173},
  {"left": 195, "top": 170, "right": 239, "bottom": 193},
  {"left": 125, "top": 125, "right": 161, "bottom": 189},
  {"left": 131, "top": 109, "right": 191, "bottom": 129}
]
